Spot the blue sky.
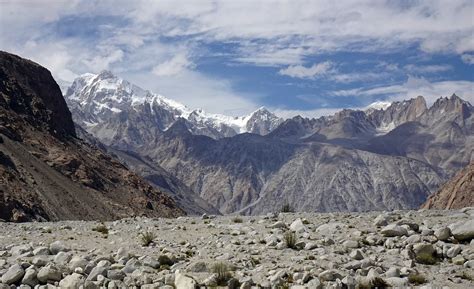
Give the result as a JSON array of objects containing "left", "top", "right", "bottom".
[{"left": 1, "top": 0, "right": 473, "bottom": 117}]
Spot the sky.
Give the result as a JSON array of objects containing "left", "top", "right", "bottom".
[{"left": 1, "top": 0, "right": 473, "bottom": 118}]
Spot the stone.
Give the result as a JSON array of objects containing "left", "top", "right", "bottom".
[
  {"left": 1, "top": 264, "right": 25, "bottom": 285},
  {"left": 374, "top": 214, "right": 389, "bottom": 227},
  {"left": 59, "top": 273, "right": 85, "bottom": 289},
  {"left": 49, "top": 241, "right": 69, "bottom": 255},
  {"left": 306, "top": 277, "right": 322, "bottom": 289},
  {"left": 290, "top": 218, "right": 306, "bottom": 233},
  {"left": 270, "top": 221, "right": 286, "bottom": 229},
  {"left": 464, "top": 260, "right": 474, "bottom": 268},
  {"left": 69, "top": 256, "right": 88, "bottom": 270},
  {"left": 452, "top": 255, "right": 466, "bottom": 265},
  {"left": 343, "top": 240, "right": 359, "bottom": 249},
  {"left": 107, "top": 270, "right": 126, "bottom": 281},
  {"left": 33, "top": 247, "right": 50, "bottom": 256},
  {"left": 446, "top": 245, "right": 462, "bottom": 258},
  {"left": 141, "top": 256, "right": 160, "bottom": 269},
  {"left": 385, "top": 267, "right": 400, "bottom": 278},
  {"left": 349, "top": 249, "right": 364, "bottom": 260},
  {"left": 449, "top": 219, "right": 474, "bottom": 242},
  {"left": 54, "top": 251, "right": 72, "bottom": 265},
  {"left": 174, "top": 271, "right": 197, "bottom": 289},
  {"left": 385, "top": 277, "right": 409, "bottom": 287},
  {"left": 318, "top": 270, "right": 342, "bottom": 281},
  {"left": 434, "top": 227, "right": 451, "bottom": 241},
  {"left": 21, "top": 268, "right": 38, "bottom": 287},
  {"left": 381, "top": 224, "right": 408, "bottom": 237},
  {"left": 187, "top": 261, "right": 208, "bottom": 272},
  {"left": 37, "top": 264, "right": 62, "bottom": 283},
  {"left": 32, "top": 256, "right": 49, "bottom": 267},
  {"left": 86, "top": 266, "right": 107, "bottom": 281}
]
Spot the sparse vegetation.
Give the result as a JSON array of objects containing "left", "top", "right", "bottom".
[
  {"left": 92, "top": 223, "right": 109, "bottom": 235},
  {"left": 284, "top": 231, "right": 297, "bottom": 249},
  {"left": 139, "top": 230, "right": 156, "bottom": 246},
  {"left": 415, "top": 253, "right": 437, "bottom": 265},
  {"left": 232, "top": 216, "right": 243, "bottom": 223},
  {"left": 358, "top": 277, "right": 388, "bottom": 289},
  {"left": 408, "top": 273, "right": 427, "bottom": 285},
  {"left": 280, "top": 202, "right": 294, "bottom": 213},
  {"left": 212, "top": 262, "right": 232, "bottom": 286}
]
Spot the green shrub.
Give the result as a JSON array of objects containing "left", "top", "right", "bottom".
[
  {"left": 139, "top": 231, "right": 155, "bottom": 246},
  {"left": 92, "top": 223, "right": 109, "bottom": 235},
  {"left": 408, "top": 273, "right": 427, "bottom": 285},
  {"left": 232, "top": 216, "right": 243, "bottom": 223},
  {"left": 211, "top": 262, "right": 232, "bottom": 286},
  {"left": 415, "top": 253, "right": 437, "bottom": 265},
  {"left": 284, "top": 231, "right": 297, "bottom": 249},
  {"left": 280, "top": 202, "right": 294, "bottom": 213}
]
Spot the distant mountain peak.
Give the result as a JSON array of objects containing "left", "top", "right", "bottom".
[{"left": 65, "top": 72, "right": 283, "bottom": 139}]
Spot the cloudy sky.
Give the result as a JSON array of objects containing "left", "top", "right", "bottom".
[{"left": 1, "top": 0, "right": 473, "bottom": 117}]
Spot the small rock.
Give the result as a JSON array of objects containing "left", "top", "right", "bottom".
[
  {"left": 49, "top": 241, "right": 69, "bottom": 255},
  {"left": 174, "top": 271, "right": 197, "bottom": 289},
  {"left": 33, "top": 247, "right": 50, "bottom": 256},
  {"left": 349, "top": 249, "right": 364, "bottom": 260},
  {"left": 86, "top": 266, "right": 107, "bottom": 281},
  {"left": 37, "top": 264, "right": 62, "bottom": 283},
  {"left": 381, "top": 224, "right": 408, "bottom": 237},
  {"left": 434, "top": 227, "right": 451, "bottom": 241},
  {"left": 59, "top": 273, "right": 85, "bottom": 289},
  {"left": 1, "top": 264, "right": 25, "bottom": 285},
  {"left": 290, "top": 218, "right": 306, "bottom": 233},
  {"left": 449, "top": 219, "right": 474, "bottom": 242},
  {"left": 318, "top": 269, "right": 342, "bottom": 281},
  {"left": 446, "top": 245, "right": 462, "bottom": 258},
  {"left": 21, "top": 268, "right": 38, "bottom": 287}
]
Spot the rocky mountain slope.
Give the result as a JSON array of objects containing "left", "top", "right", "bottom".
[
  {"left": 65, "top": 71, "right": 282, "bottom": 145},
  {"left": 65, "top": 71, "right": 473, "bottom": 215},
  {"left": 0, "top": 51, "right": 185, "bottom": 222},
  {"left": 0, "top": 209, "right": 473, "bottom": 288},
  {"left": 421, "top": 162, "right": 474, "bottom": 210}
]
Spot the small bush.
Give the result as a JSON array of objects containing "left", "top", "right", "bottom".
[
  {"left": 358, "top": 277, "right": 388, "bottom": 289},
  {"left": 139, "top": 231, "right": 155, "bottom": 246},
  {"left": 212, "top": 262, "right": 232, "bottom": 286},
  {"left": 408, "top": 273, "right": 427, "bottom": 285},
  {"left": 280, "top": 202, "right": 294, "bottom": 213},
  {"left": 92, "top": 223, "right": 109, "bottom": 235},
  {"left": 284, "top": 231, "right": 297, "bottom": 249},
  {"left": 415, "top": 253, "right": 437, "bottom": 265},
  {"left": 232, "top": 216, "right": 243, "bottom": 223}
]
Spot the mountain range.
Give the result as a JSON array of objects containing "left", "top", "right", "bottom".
[{"left": 65, "top": 70, "right": 474, "bottom": 215}]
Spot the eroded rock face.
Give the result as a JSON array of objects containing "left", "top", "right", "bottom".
[
  {"left": 0, "top": 51, "right": 76, "bottom": 138},
  {"left": 422, "top": 162, "right": 474, "bottom": 210},
  {"left": 0, "top": 51, "right": 185, "bottom": 222}
]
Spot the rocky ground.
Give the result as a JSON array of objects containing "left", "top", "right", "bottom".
[{"left": 0, "top": 209, "right": 473, "bottom": 289}]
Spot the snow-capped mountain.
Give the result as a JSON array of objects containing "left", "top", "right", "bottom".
[{"left": 65, "top": 71, "right": 283, "bottom": 142}]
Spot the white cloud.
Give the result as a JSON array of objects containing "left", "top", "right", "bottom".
[
  {"left": 461, "top": 54, "right": 474, "bottom": 65},
  {"left": 333, "top": 76, "right": 474, "bottom": 105},
  {"left": 279, "top": 62, "right": 333, "bottom": 79},
  {"left": 152, "top": 54, "right": 194, "bottom": 77},
  {"left": 404, "top": 64, "right": 453, "bottom": 74}
]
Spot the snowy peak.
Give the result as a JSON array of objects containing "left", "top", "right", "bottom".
[{"left": 65, "top": 71, "right": 283, "bottom": 139}]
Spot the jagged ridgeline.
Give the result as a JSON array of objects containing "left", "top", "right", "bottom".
[{"left": 65, "top": 70, "right": 473, "bottom": 215}]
